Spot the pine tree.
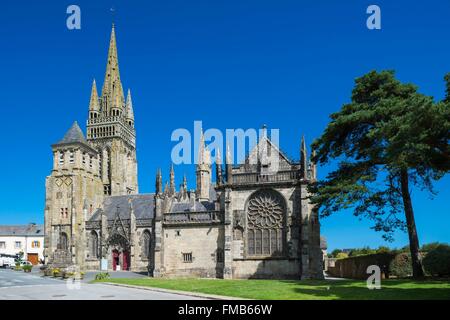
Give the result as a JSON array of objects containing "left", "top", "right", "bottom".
[{"left": 309, "top": 70, "right": 449, "bottom": 278}]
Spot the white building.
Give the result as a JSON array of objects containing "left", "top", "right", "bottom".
[{"left": 0, "top": 224, "right": 45, "bottom": 265}]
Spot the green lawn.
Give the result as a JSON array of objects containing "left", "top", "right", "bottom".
[{"left": 95, "top": 278, "right": 450, "bottom": 300}]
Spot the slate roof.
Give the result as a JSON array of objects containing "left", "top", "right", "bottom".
[
  {"left": 89, "top": 194, "right": 155, "bottom": 221},
  {"left": 0, "top": 224, "right": 44, "bottom": 236},
  {"left": 170, "top": 200, "right": 215, "bottom": 213},
  {"left": 57, "top": 121, "right": 88, "bottom": 145},
  {"left": 169, "top": 185, "right": 217, "bottom": 213}
]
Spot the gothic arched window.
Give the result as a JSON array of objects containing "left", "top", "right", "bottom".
[
  {"left": 58, "top": 232, "right": 68, "bottom": 250},
  {"left": 246, "top": 190, "right": 285, "bottom": 257},
  {"left": 142, "top": 230, "right": 151, "bottom": 260},
  {"left": 90, "top": 230, "right": 99, "bottom": 258}
]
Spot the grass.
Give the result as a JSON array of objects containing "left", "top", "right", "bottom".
[{"left": 94, "top": 277, "right": 450, "bottom": 300}]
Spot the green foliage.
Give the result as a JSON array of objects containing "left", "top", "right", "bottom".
[
  {"left": 444, "top": 72, "right": 450, "bottom": 104},
  {"left": 95, "top": 272, "right": 110, "bottom": 280},
  {"left": 22, "top": 264, "right": 32, "bottom": 272},
  {"left": 423, "top": 244, "right": 450, "bottom": 277},
  {"left": 421, "top": 242, "right": 442, "bottom": 252},
  {"left": 398, "top": 245, "right": 410, "bottom": 253},
  {"left": 376, "top": 246, "right": 391, "bottom": 254},
  {"left": 309, "top": 70, "right": 449, "bottom": 241},
  {"left": 331, "top": 249, "right": 343, "bottom": 258},
  {"left": 349, "top": 246, "right": 376, "bottom": 257},
  {"left": 16, "top": 251, "right": 24, "bottom": 264},
  {"left": 389, "top": 253, "right": 413, "bottom": 278},
  {"left": 51, "top": 268, "right": 61, "bottom": 277},
  {"left": 336, "top": 252, "right": 349, "bottom": 259}
]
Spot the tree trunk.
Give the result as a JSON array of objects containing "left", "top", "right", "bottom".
[{"left": 399, "top": 168, "right": 424, "bottom": 278}]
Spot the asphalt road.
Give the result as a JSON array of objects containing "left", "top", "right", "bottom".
[{"left": 0, "top": 268, "right": 204, "bottom": 300}]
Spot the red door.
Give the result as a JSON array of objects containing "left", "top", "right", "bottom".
[
  {"left": 112, "top": 250, "right": 119, "bottom": 271},
  {"left": 122, "top": 251, "right": 130, "bottom": 271}
]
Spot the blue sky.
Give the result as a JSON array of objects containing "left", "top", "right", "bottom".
[{"left": 0, "top": 1, "right": 448, "bottom": 251}]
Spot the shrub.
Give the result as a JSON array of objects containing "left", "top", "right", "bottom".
[
  {"left": 52, "top": 268, "right": 61, "bottom": 277},
  {"left": 22, "top": 264, "right": 32, "bottom": 272},
  {"left": 421, "top": 242, "right": 442, "bottom": 252},
  {"left": 349, "top": 246, "right": 376, "bottom": 257},
  {"left": 95, "top": 272, "right": 110, "bottom": 280},
  {"left": 336, "top": 252, "right": 349, "bottom": 259},
  {"left": 423, "top": 244, "right": 450, "bottom": 277},
  {"left": 44, "top": 267, "right": 53, "bottom": 277},
  {"left": 389, "top": 253, "right": 412, "bottom": 278},
  {"left": 331, "top": 249, "right": 343, "bottom": 258},
  {"left": 376, "top": 246, "right": 391, "bottom": 254}
]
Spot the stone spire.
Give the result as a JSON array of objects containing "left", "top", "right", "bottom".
[
  {"left": 125, "top": 89, "right": 134, "bottom": 125},
  {"left": 198, "top": 129, "right": 205, "bottom": 165},
  {"left": 300, "top": 135, "right": 308, "bottom": 179},
  {"left": 155, "top": 168, "right": 162, "bottom": 194},
  {"left": 183, "top": 175, "right": 187, "bottom": 189},
  {"left": 169, "top": 164, "right": 175, "bottom": 195},
  {"left": 163, "top": 181, "right": 169, "bottom": 195},
  {"left": 226, "top": 144, "right": 233, "bottom": 184},
  {"left": 216, "top": 148, "right": 223, "bottom": 186},
  {"left": 179, "top": 174, "right": 188, "bottom": 197},
  {"left": 89, "top": 79, "right": 100, "bottom": 113},
  {"left": 196, "top": 128, "right": 211, "bottom": 201},
  {"left": 101, "top": 24, "right": 124, "bottom": 115}
]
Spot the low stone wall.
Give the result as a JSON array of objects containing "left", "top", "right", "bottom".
[{"left": 327, "top": 253, "right": 395, "bottom": 279}]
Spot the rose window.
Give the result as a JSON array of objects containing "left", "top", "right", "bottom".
[{"left": 248, "top": 192, "right": 284, "bottom": 229}]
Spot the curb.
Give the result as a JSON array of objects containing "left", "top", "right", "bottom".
[{"left": 100, "top": 282, "right": 249, "bottom": 300}]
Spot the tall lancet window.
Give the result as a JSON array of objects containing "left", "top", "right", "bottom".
[
  {"left": 142, "top": 230, "right": 151, "bottom": 260},
  {"left": 58, "top": 232, "right": 68, "bottom": 250},
  {"left": 89, "top": 230, "right": 99, "bottom": 258}
]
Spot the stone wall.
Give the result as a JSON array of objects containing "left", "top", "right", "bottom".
[
  {"left": 327, "top": 253, "right": 395, "bottom": 279},
  {"left": 229, "top": 187, "right": 310, "bottom": 279},
  {"left": 84, "top": 259, "right": 101, "bottom": 270},
  {"left": 162, "top": 225, "right": 224, "bottom": 278},
  {"left": 131, "top": 227, "right": 153, "bottom": 272}
]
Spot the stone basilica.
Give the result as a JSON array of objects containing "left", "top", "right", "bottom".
[{"left": 44, "top": 25, "right": 324, "bottom": 279}]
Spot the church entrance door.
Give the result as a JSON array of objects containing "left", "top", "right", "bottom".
[
  {"left": 122, "top": 251, "right": 130, "bottom": 271},
  {"left": 112, "top": 250, "right": 119, "bottom": 271}
]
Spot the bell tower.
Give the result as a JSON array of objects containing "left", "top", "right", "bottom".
[
  {"left": 44, "top": 122, "right": 104, "bottom": 267},
  {"left": 86, "top": 24, "right": 138, "bottom": 196}
]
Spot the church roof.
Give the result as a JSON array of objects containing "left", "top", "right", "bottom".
[
  {"left": 247, "top": 135, "right": 293, "bottom": 165},
  {"left": 170, "top": 200, "right": 216, "bottom": 213},
  {"left": 57, "top": 121, "right": 87, "bottom": 145},
  {"left": 169, "top": 184, "right": 217, "bottom": 213},
  {"left": 89, "top": 194, "right": 155, "bottom": 221}
]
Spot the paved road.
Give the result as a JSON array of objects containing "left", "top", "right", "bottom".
[{"left": 0, "top": 268, "right": 204, "bottom": 300}]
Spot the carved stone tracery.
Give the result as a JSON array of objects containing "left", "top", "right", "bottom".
[
  {"left": 246, "top": 190, "right": 285, "bottom": 256},
  {"left": 247, "top": 191, "right": 284, "bottom": 229}
]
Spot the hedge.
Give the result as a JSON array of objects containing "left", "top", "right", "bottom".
[{"left": 423, "top": 244, "right": 450, "bottom": 277}]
